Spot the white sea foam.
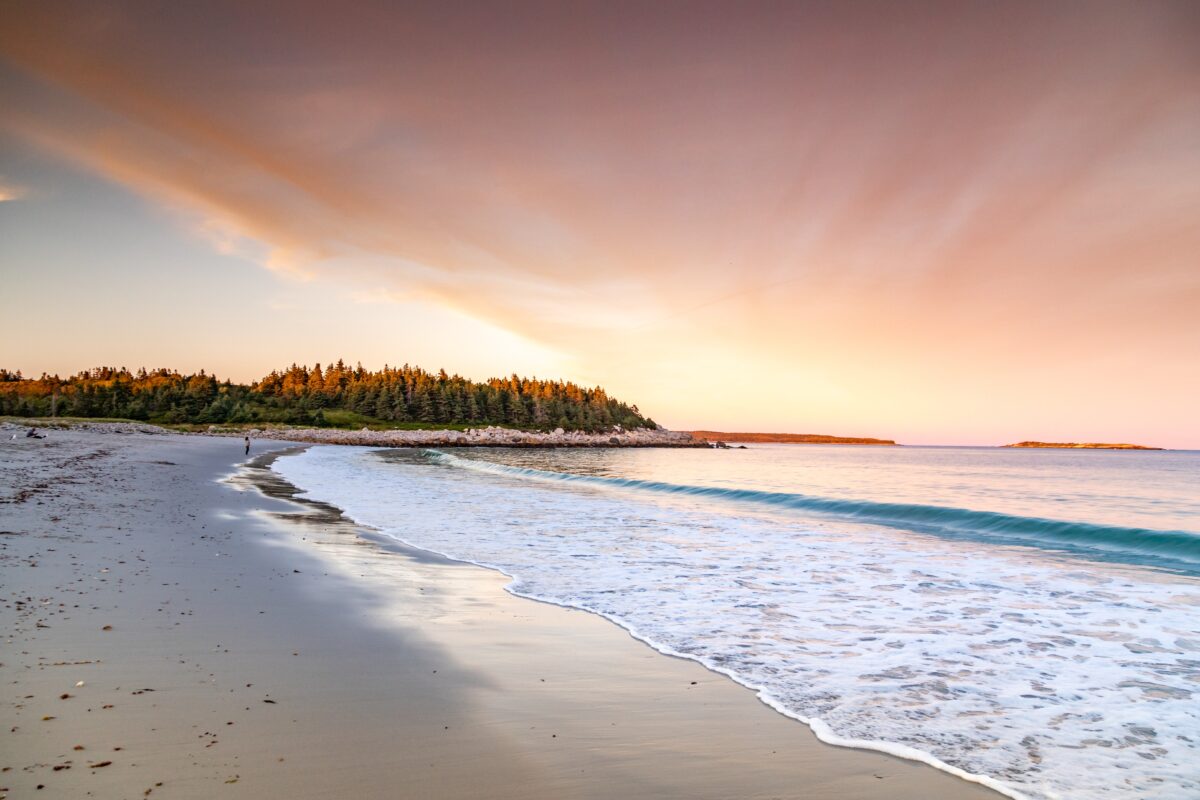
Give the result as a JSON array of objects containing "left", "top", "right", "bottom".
[{"left": 274, "top": 445, "right": 1200, "bottom": 800}]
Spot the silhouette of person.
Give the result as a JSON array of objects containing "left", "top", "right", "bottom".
[{"left": 244, "top": 436, "right": 250, "bottom": 456}]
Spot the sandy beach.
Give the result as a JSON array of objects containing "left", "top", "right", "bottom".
[{"left": 1, "top": 429, "right": 1002, "bottom": 799}]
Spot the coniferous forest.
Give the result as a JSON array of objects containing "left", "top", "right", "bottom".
[{"left": 0, "top": 363, "right": 656, "bottom": 432}]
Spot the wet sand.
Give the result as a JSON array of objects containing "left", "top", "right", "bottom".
[{"left": 1, "top": 430, "right": 1004, "bottom": 798}]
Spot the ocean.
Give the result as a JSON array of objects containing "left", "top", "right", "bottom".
[{"left": 273, "top": 443, "right": 1200, "bottom": 800}]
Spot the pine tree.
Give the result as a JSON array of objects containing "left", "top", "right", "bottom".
[{"left": 415, "top": 389, "right": 436, "bottom": 423}]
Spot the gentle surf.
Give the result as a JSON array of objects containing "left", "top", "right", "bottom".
[{"left": 276, "top": 443, "right": 1200, "bottom": 800}]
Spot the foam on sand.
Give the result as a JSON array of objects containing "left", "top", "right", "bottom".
[{"left": 276, "top": 445, "right": 1200, "bottom": 800}]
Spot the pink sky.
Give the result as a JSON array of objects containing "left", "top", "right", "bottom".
[{"left": 1, "top": 1, "right": 1197, "bottom": 446}]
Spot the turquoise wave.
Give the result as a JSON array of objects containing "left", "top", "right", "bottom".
[{"left": 424, "top": 449, "right": 1200, "bottom": 570}]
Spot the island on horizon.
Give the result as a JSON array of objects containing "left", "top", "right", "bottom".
[
  {"left": 1002, "top": 441, "right": 1163, "bottom": 451},
  {"left": 688, "top": 431, "right": 897, "bottom": 446}
]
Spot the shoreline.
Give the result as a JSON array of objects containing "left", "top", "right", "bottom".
[
  {"left": 227, "top": 424, "right": 705, "bottom": 448},
  {"left": 2, "top": 429, "right": 1004, "bottom": 798},
  {"left": 255, "top": 444, "right": 1015, "bottom": 798},
  {"left": 273, "top": 447, "right": 1019, "bottom": 800},
  {"left": 5, "top": 419, "right": 706, "bottom": 448}
]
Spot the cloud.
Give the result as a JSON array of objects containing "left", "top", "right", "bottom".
[
  {"left": 0, "top": 178, "right": 27, "bottom": 202},
  {"left": 1, "top": 1, "right": 1198, "bottom": 441}
]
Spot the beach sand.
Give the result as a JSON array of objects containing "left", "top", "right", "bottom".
[{"left": 1, "top": 430, "right": 1003, "bottom": 799}]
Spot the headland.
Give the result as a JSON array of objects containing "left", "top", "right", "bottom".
[{"left": 688, "top": 431, "right": 897, "bottom": 445}]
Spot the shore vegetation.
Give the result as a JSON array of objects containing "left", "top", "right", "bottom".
[{"left": 0, "top": 363, "right": 656, "bottom": 432}]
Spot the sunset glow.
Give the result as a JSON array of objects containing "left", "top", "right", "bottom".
[{"left": 2, "top": 1, "right": 1197, "bottom": 445}]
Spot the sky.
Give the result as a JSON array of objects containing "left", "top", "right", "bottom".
[{"left": 1, "top": 1, "right": 1197, "bottom": 446}]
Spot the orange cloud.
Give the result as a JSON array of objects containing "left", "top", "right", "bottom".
[
  {"left": 0, "top": 177, "right": 26, "bottom": 202},
  {"left": 1, "top": 1, "right": 1197, "bottom": 443}
]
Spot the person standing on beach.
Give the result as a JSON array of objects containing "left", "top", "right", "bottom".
[{"left": 244, "top": 436, "right": 250, "bottom": 456}]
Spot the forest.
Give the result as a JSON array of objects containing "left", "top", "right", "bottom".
[{"left": 0, "top": 362, "right": 656, "bottom": 432}]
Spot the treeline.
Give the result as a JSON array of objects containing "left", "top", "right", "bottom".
[{"left": 0, "top": 363, "right": 657, "bottom": 432}]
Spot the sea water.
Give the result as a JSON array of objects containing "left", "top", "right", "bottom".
[{"left": 273, "top": 444, "right": 1200, "bottom": 800}]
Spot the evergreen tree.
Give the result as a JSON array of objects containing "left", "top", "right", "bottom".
[{"left": 0, "top": 362, "right": 657, "bottom": 432}]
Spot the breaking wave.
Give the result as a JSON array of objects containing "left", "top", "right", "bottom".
[{"left": 424, "top": 449, "right": 1200, "bottom": 570}]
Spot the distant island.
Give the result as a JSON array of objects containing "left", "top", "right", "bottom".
[
  {"left": 1003, "top": 441, "right": 1163, "bottom": 450},
  {"left": 688, "top": 431, "right": 897, "bottom": 445}
]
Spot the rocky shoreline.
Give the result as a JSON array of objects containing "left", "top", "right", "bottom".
[
  {"left": 4, "top": 420, "right": 705, "bottom": 448},
  {"left": 227, "top": 424, "right": 705, "bottom": 448}
]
